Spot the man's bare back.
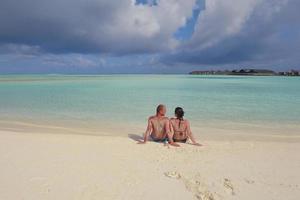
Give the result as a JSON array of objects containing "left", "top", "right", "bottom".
[{"left": 148, "top": 115, "right": 169, "bottom": 141}]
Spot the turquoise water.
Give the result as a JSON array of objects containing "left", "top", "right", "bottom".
[{"left": 0, "top": 75, "right": 300, "bottom": 135}]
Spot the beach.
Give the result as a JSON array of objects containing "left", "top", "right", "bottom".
[
  {"left": 1, "top": 130, "right": 300, "bottom": 200},
  {"left": 1, "top": 75, "right": 300, "bottom": 199}
]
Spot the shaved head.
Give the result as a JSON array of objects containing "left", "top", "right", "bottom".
[{"left": 156, "top": 104, "right": 166, "bottom": 116}]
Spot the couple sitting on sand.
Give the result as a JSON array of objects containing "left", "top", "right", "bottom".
[{"left": 138, "top": 104, "right": 201, "bottom": 147}]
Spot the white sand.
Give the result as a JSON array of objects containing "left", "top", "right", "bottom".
[{"left": 0, "top": 130, "right": 300, "bottom": 200}]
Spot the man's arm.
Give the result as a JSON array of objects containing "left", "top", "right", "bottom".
[
  {"left": 165, "top": 119, "right": 180, "bottom": 147},
  {"left": 138, "top": 117, "right": 152, "bottom": 144},
  {"left": 169, "top": 119, "right": 174, "bottom": 139},
  {"left": 186, "top": 120, "right": 202, "bottom": 146}
]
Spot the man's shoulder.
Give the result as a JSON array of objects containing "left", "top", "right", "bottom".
[
  {"left": 148, "top": 116, "right": 169, "bottom": 121},
  {"left": 148, "top": 116, "right": 156, "bottom": 120}
]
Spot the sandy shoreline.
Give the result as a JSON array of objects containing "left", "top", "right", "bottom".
[{"left": 0, "top": 130, "right": 300, "bottom": 200}]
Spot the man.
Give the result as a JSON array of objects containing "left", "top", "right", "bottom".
[{"left": 138, "top": 104, "right": 179, "bottom": 147}]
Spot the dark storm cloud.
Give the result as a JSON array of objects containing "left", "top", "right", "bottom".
[
  {"left": 0, "top": 0, "right": 152, "bottom": 54},
  {"left": 0, "top": 0, "right": 196, "bottom": 55}
]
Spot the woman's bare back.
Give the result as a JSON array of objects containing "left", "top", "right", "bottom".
[{"left": 170, "top": 118, "right": 188, "bottom": 141}]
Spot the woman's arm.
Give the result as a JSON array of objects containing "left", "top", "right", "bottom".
[{"left": 186, "top": 120, "right": 202, "bottom": 146}]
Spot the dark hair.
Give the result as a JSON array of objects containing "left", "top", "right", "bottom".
[
  {"left": 175, "top": 107, "right": 184, "bottom": 127},
  {"left": 156, "top": 104, "right": 165, "bottom": 114}
]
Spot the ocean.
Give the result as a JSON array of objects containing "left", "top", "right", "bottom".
[{"left": 0, "top": 75, "right": 299, "bottom": 136}]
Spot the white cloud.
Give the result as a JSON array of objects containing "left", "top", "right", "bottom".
[
  {"left": 186, "top": 0, "right": 262, "bottom": 50},
  {"left": 163, "top": 0, "right": 299, "bottom": 70},
  {"left": 1, "top": 0, "right": 299, "bottom": 73}
]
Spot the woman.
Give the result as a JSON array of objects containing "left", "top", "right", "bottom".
[{"left": 169, "top": 107, "right": 201, "bottom": 146}]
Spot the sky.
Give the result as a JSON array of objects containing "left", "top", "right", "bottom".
[{"left": 0, "top": 0, "right": 299, "bottom": 74}]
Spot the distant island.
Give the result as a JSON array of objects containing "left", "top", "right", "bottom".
[{"left": 189, "top": 69, "right": 300, "bottom": 76}]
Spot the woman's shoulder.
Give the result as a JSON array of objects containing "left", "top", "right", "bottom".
[
  {"left": 170, "top": 117, "right": 189, "bottom": 121},
  {"left": 181, "top": 119, "right": 189, "bottom": 125},
  {"left": 184, "top": 119, "right": 190, "bottom": 123},
  {"left": 170, "top": 118, "right": 189, "bottom": 125}
]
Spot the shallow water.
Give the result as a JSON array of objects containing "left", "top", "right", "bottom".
[{"left": 0, "top": 75, "right": 299, "bottom": 136}]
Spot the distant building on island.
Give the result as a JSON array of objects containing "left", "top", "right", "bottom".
[
  {"left": 189, "top": 69, "right": 299, "bottom": 76},
  {"left": 229, "top": 69, "right": 276, "bottom": 76},
  {"left": 278, "top": 70, "right": 299, "bottom": 76}
]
